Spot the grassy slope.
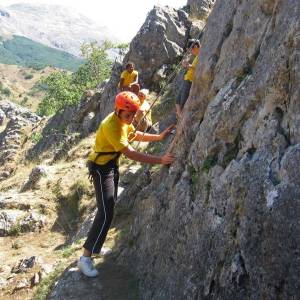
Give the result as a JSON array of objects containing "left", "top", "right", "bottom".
[
  {"left": 0, "top": 35, "right": 83, "bottom": 71},
  {"left": 0, "top": 64, "right": 55, "bottom": 111}
]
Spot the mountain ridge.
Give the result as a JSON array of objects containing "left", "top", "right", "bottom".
[
  {"left": 0, "top": 3, "right": 119, "bottom": 57},
  {"left": 0, "top": 35, "right": 83, "bottom": 71}
]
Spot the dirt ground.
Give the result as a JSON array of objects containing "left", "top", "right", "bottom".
[{"left": 0, "top": 133, "right": 139, "bottom": 299}]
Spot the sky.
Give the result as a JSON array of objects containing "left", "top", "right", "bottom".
[{"left": 1, "top": 0, "right": 187, "bottom": 41}]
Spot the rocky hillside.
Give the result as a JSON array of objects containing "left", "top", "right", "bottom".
[
  {"left": 0, "top": 3, "right": 118, "bottom": 57},
  {"left": 0, "top": 0, "right": 299, "bottom": 299}
]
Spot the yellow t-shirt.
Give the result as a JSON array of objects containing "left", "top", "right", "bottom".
[
  {"left": 184, "top": 56, "right": 199, "bottom": 82},
  {"left": 120, "top": 70, "right": 138, "bottom": 87},
  {"left": 88, "top": 112, "right": 135, "bottom": 165}
]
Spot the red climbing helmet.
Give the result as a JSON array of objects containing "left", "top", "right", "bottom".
[{"left": 115, "top": 91, "right": 140, "bottom": 112}]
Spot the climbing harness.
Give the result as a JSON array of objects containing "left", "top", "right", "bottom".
[{"left": 87, "top": 151, "right": 121, "bottom": 182}]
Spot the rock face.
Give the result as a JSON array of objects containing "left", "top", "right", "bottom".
[
  {"left": 21, "top": 165, "right": 47, "bottom": 191},
  {"left": 125, "top": 6, "right": 190, "bottom": 88},
  {"left": 0, "top": 100, "right": 40, "bottom": 123},
  {"left": 48, "top": 261, "right": 138, "bottom": 300},
  {"left": 0, "top": 108, "right": 5, "bottom": 125},
  {"left": 187, "top": 0, "right": 216, "bottom": 19},
  {"left": 0, "top": 101, "right": 41, "bottom": 179},
  {"left": 121, "top": 0, "right": 300, "bottom": 299}
]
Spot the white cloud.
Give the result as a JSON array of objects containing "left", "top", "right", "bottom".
[{"left": 1, "top": 0, "right": 187, "bottom": 41}]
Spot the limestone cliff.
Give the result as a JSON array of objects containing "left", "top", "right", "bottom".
[{"left": 121, "top": 0, "right": 299, "bottom": 299}]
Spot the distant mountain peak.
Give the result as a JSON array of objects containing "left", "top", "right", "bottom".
[
  {"left": 0, "top": 8, "right": 10, "bottom": 17},
  {"left": 0, "top": 3, "right": 118, "bottom": 57}
]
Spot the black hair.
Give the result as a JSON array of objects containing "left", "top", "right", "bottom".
[
  {"left": 126, "top": 62, "right": 135, "bottom": 68},
  {"left": 187, "top": 39, "right": 200, "bottom": 49}
]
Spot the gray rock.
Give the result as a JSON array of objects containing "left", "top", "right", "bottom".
[
  {"left": 19, "top": 212, "right": 46, "bottom": 233},
  {"left": 0, "top": 210, "right": 24, "bottom": 236},
  {"left": 31, "top": 272, "right": 41, "bottom": 286},
  {"left": 12, "top": 278, "right": 30, "bottom": 293},
  {"left": 0, "top": 100, "right": 41, "bottom": 123},
  {"left": 72, "top": 210, "right": 96, "bottom": 243},
  {"left": 0, "top": 190, "right": 44, "bottom": 210},
  {"left": 189, "top": 19, "right": 206, "bottom": 39},
  {"left": 21, "top": 165, "right": 47, "bottom": 191},
  {"left": 187, "top": 0, "right": 216, "bottom": 19},
  {"left": 107, "top": 0, "right": 300, "bottom": 299},
  {"left": 125, "top": 6, "right": 190, "bottom": 87},
  {"left": 81, "top": 112, "right": 95, "bottom": 136},
  {"left": 279, "top": 144, "right": 300, "bottom": 185},
  {"left": 48, "top": 262, "right": 138, "bottom": 300},
  {"left": 0, "top": 209, "right": 46, "bottom": 236},
  {"left": 0, "top": 102, "right": 41, "bottom": 177},
  {"left": 11, "top": 256, "right": 37, "bottom": 274},
  {"left": 0, "top": 108, "right": 5, "bottom": 125}
]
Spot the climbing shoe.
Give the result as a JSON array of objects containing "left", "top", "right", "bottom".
[{"left": 77, "top": 256, "right": 99, "bottom": 277}]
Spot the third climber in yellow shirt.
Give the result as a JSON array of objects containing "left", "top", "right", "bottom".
[
  {"left": 118, "top": 62, "right": 140, "bottom": 95},
  {"left": 176, "top": 39, "right": 201, "bottom": 118},
  {"left": 133, "top": 89, "right": 153, "bottom": 132}
]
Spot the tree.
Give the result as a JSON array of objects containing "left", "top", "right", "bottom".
[
  {"left": 37, "top": 71, "right": 82, "bottom": 116},
  {"left": 37, "top": 41, "right": 113, "bottom": 116},
  {"left": 73, "top": 40, "right": 113, "bottom": 88}
]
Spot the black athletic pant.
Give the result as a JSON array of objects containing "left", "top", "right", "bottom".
[{"left": 83, "top": 160, "right": 119, "bottom": 254}]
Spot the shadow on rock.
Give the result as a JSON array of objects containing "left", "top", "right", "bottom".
[{"left": 47, "top": 257, "right": 139, "bottom": 300}]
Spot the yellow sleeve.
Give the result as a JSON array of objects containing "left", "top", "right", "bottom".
[
  {"left": 120, "top": 70, "right": 127, "bottom": 79},
  {"left": 192, "top": 56, "right": 199, "bottom": 68},
  {"left": 103, "top": 125, "right": 130, "bottom": 152}
]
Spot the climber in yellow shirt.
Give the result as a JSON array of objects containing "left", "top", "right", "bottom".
[
  {"left": 176, "top": 39, "right": 201, "bottom": 118},
  {"left": 118, "top": 62, "right": 140, "bottom": 95},
  {"left": 78, "top": 91, "right": 175, "bottom": 278},
  {"left": 133, "top": 89, "right": 153, "bottom": 132}
]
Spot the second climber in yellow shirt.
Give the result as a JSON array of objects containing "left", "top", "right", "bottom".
[
  {"left": 176, "top": 39, "right": 201, "bottom": 118},
  {"left": 133, "top": 89, "right": 153, "bottom": 132},
  {"left": 118, "top": 62, "right": 140, "bottom": 95}
]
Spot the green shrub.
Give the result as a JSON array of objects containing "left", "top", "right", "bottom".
[
  {"left": 32, "top": 266, "right": 64, "bottom": 300},
  {"left": 9, "top": 223, "right": 21, "bottom": 236},
  {"left": 24, "top": 73, "right": 33, "bottom": 80},
  {"left": 30, "top": 132, "right": 43, "bottom": 144},
  {"left": 202, "top": 155, "right": 218, "bottom": 173},
  {"left": 1, "top": 87, "right": 11, "bottom": 96}
]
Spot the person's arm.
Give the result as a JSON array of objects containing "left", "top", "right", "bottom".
[
  {"left": 130, "top": 72, "right": 138, "bottom": 85},
  {"left": 121, "top": 145, "right": 174, "bottom": 165},
  {"left": 134, "top": 131, "right": 161, "bottom": 142},
  {"left": 133, "top": 124, "right": 175, "bottom": 142}
]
